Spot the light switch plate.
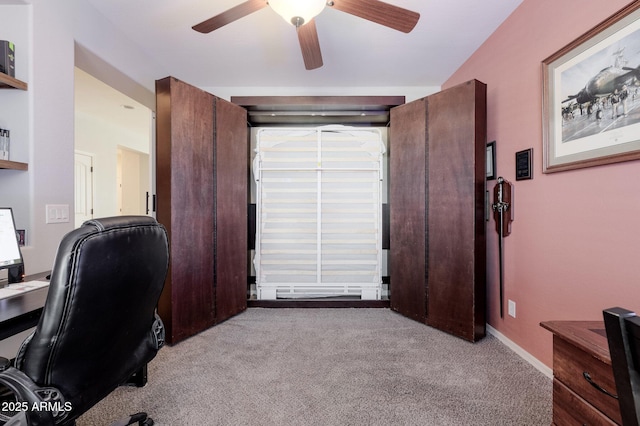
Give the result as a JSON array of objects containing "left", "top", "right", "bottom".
[{"left": 46, "top": 204, "right": 70, "bottom": 224}]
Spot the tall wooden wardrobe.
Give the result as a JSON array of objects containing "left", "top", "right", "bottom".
[
  {"left": 154, "top": 77, "right": 486, "bottom": 344},
  {"left": 389, "top": 80, "right": 487, "bottom": 342},
  {"left": 155, "top": 77, "right": 248, "bottom": 345}
]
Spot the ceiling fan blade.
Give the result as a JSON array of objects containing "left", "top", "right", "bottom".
[
  {"left": 192, "top": 0, "right": 268, "bottom": 33},
  {"left": 330, "top": 0, "right": 420, "bottom": 33},
  {"left": 297, "top": 19, "right": 323, "bottom": 70}
]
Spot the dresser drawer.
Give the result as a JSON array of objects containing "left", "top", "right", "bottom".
[
  {"left": 553, "top": 336, "right": 621, "bottom": 424},
  {"left": 553, "top": 379, "right": 617, "bottom": 425}
]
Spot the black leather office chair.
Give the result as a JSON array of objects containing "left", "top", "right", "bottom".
[
  {"left": 604, "top": 307, "right": 640, "bottom": 426},
  {"left": 0, "top": 216, "right": 169, "bottom": 426}
]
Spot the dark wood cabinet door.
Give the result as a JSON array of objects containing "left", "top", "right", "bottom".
[
  {"left": 155, "top": 77, "right": 248, "bottom": 344},
  {"left": 389, "top": 99, "right": 428, "bottom": 323},
  {"left": 389, "top": 80, "right": 486, "bottom": 342},
  {"left": 156, "top": 77, "right": 216, "bottom": 344},
  {"left": 425, "top": 80, "right": 486, "bottom": 342},
  {"left": 213, "top": 98, "right": 248, "bottom": 323}
]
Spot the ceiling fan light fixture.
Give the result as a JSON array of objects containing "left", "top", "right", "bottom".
[{"left": 269, "top": 0, "right": 326, "bottom": 27}]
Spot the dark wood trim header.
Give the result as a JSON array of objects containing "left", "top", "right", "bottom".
[{"left": 231, "top": 95, "right": 405, "bottom": 126}]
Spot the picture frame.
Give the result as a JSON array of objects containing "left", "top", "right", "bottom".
[
  {"left": 486, "top": 141, "right": 496, "bottom": 180},
  {"left": 542, "top": 2, "right": 640, "bottom": 173},
  {"left": 16, "top": 229, "right": 25, "bottom": 246},
  {"left": 515, "top": 148, "right": 533, "bottom": 181}
]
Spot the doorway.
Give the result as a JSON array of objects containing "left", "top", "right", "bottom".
[
  {"left": 74, "top": 67, "right": 154, "bottom": 222},
  {"left": 74, "top": 151, "right": 94, "bottom": 227},
  {"left": 236, "top": 96, "right": 401, "bottom": 306},
  {"left": 117, "top": 147, "right": 150, "bottom": 215}
]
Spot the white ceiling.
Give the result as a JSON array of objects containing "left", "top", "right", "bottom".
[
  {"left": 75, "top": 68, "right": 152, "bottom": 138},
  {"left": 84, "top": 0, "right": 523, "bottom": 89},
  {"left": 75, "top": 0, "right": 524, "bottom": 134}
]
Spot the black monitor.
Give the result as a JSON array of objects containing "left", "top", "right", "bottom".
[{"left": 0, "top": 207, "right": 24, "bottom": 284}]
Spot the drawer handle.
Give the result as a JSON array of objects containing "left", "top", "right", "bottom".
[{"left": 582, "top": 371, "right": 618, "bottom": 399}]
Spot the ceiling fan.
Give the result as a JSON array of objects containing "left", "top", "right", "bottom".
[{"left": 192, "top": 0, "right": 420, "bottom": 70}]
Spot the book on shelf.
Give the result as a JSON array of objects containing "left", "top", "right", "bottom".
[
  {"left": 0, "top": 128, "right": 10, "bottom": 161},
  {"left": 0, "top": 41, "right": 15, "bottom": 77}
]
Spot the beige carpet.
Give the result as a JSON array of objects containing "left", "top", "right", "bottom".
[{"left": 78, "top": 308, "right": 552, "bottom": 425}]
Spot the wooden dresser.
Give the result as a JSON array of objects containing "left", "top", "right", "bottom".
[{"left": 541, "top": 321, "right": 622, "bottom": 425}]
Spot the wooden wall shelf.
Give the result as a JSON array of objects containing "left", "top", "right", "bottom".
[
  {"left": 0, "top": 73, "right": 27, "bottom": 90},
  {"left": 0, "top": 159, "right": 28, "bottom": 170},
  {"left": 0, "top": 74, "right": 28, "bottom": 169}
]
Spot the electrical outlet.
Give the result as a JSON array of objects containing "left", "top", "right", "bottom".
[{"left": 508, "top": 299, "right": 516, "bottom": 318}]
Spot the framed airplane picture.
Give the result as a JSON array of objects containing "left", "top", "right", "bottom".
[{"left": 542, "top": 1, "right": 640, "bottom": 173}]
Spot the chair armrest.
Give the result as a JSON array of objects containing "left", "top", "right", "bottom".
[{"left": 0, "top": 362, "right": 66, "bottom": 426}]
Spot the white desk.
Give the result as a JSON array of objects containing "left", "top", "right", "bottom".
[{"left": 0, "top": 280, "right": 49, "bottom": 301}]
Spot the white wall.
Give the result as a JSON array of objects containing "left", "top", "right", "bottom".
[
  {"left": 204, "top": 86, "right": 440, "bottom": 103},
  {"left": 0, "top": 4, "right": 31, "bottom": 240},
  {"left": 0, "top": 0, "right": 164, "bottom": 274}
]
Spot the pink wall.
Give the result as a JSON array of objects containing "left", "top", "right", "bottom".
[{"left": 445, "top": 0, "right": 640, "bottom": 367}]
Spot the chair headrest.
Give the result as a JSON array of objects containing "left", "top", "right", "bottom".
[{"left": 82, "top": 215, "right": 159, "bottom": 232}]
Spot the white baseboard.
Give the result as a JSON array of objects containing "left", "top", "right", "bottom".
[{"left": 487, "top": 324, "right": 553, "bottom": 379}]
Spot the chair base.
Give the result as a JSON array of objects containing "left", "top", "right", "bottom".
[
  {"left": 125, "top": 365, "right": 148, "bottom": 388},
  {"left": 110, "top": 412, "right": 154, "bottom": 426}
]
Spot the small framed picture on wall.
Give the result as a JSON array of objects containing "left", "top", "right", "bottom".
[
  {"left": 486, "top": 141, "right": 496, "bottom": 180},
  {"left": 515, "top": 148, "right": 533, "bottom": 181}
]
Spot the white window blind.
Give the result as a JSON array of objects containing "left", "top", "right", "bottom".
[{"left": 253, "top": 126, "right": 385, "bottom": 300}]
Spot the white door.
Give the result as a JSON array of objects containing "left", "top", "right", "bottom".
[
  {"left": 117, "top": 147, "right": 150, "bottom": 215},
  {"left": 74, "top": 152, "right": 94, "bottom": 227}
]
